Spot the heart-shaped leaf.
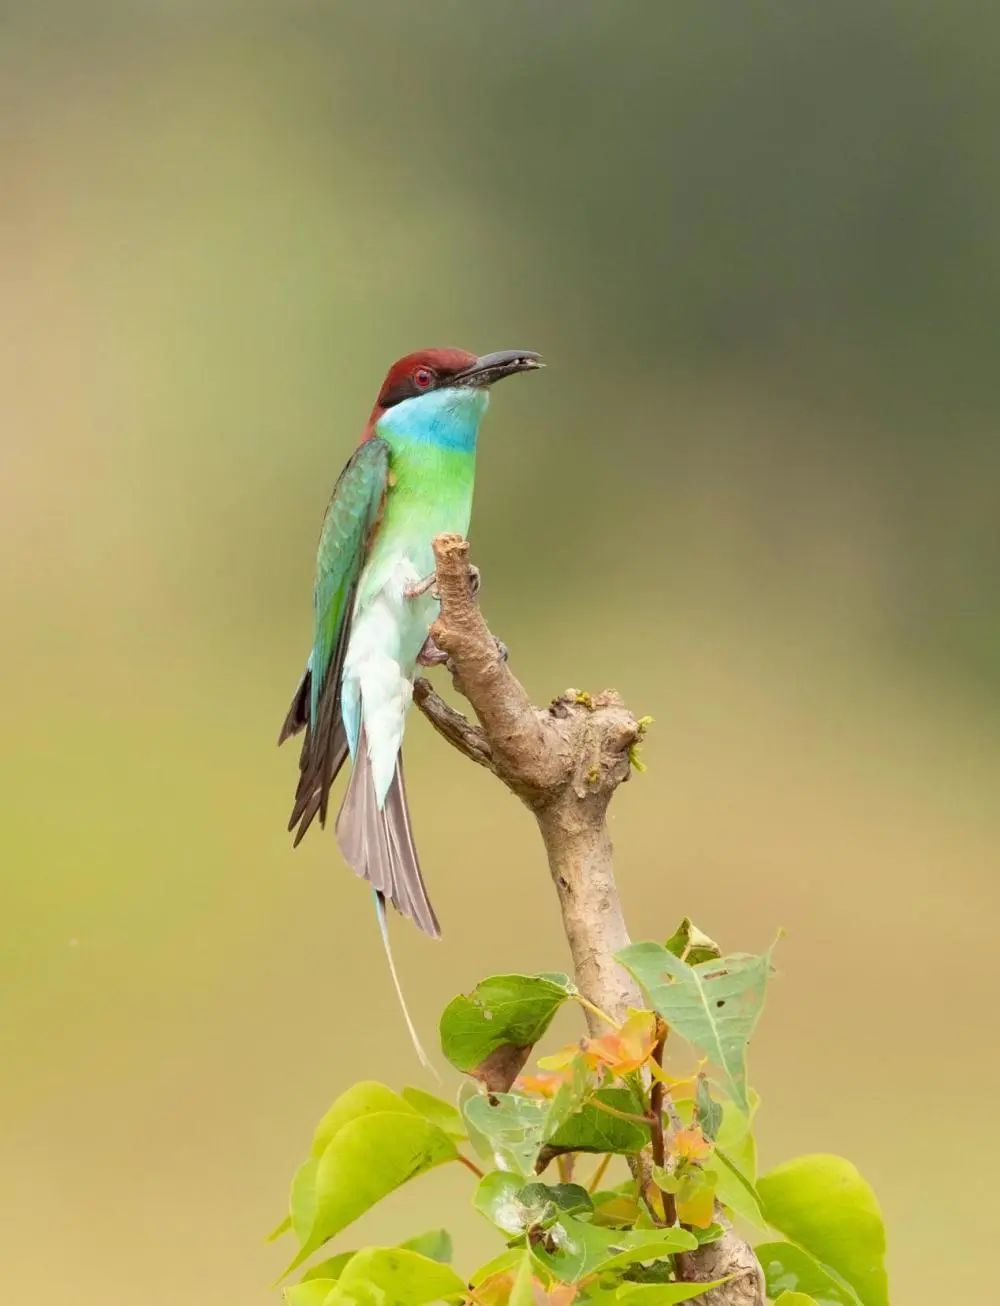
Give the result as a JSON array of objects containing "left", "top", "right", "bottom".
[
  {"left": 617, "top": 942, "right": 773, "bottom": 1111},
  {"left": 756, "top": 1242, "right": 860, "bottom": 1306},
  {"left": 475, "top": 1174, "right": 593, "bottom": 1236},
  {"left": 757, "top": 1155, "right": 887, "bottom": 1306},
  {"left": 464, "top": 1092, "right": 548, "bottom": 1176},
  {"left": 545, "top": 1088, "right": 649, "bottom": 1155},
  {"left": 323, "top": 1247, "right": 465, "bottom": 1306},
  {"left": 441, "top": 974, "right": 574, "bottom": 1090},
  {"left": 401, "top": 1087, "right": 467, "bottom": 1142},
  {"left": 284, "top": 1113, "right": 456, "bottom": 1275},
  {"left": 532, "top": 1214, "right": 696, "bottom": 1284},
  {"left": 311, "top": 1082, "right": 419, "bottom": 1157}
]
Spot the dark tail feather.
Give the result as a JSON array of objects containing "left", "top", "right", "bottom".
[
  {"left": 283, "top": 668, "right": 350, "bottom": 845},
  {"left": 336, "top": 735, "right": 440, "bottom": 938},
  {"left": 278, "top": 668, "right": 311, "bottom": 744}
]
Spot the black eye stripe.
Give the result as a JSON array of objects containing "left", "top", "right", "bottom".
[{"left": 380, "top": 370, "right": 439, "bottom": 409}]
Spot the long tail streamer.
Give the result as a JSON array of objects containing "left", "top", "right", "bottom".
[{"left": 373, "top": 891, "right": 438, "bottom": 1078}]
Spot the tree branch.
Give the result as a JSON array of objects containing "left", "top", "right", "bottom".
[{"left": 415, "top": 534, "right": 764, "bottom": 1306}]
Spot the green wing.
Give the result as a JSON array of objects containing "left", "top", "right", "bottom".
[{"left": 280, "top": 436, "right": 390, "bottom": 844}]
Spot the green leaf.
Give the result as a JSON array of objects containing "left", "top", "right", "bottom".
[
  {"left": 694, "top": 1077, "right": 722, "bottom": 1142},
  {"left": 520, "top": 1180, "right": 595, "bottom": 1220},
  {"left": 474, "top": 1174, "right": 593, "bottom": 1236},
  {"left": 774, "top": 1294, "right": 820, "bottom": 1306},
  {"left": 284, "top": 1089, "right": 428, "bottom": 1253},
  {"left": 284, "top": 1113, "right": 456, "bottom": 1275},
  {"left": 715, "top": 1094, "right": 759, "bottom": 1158},
  {"left": 469, "top": 1247, "right": 524, "bottom": 1287},
  {"left": 589, "top": 1228, "right": 697, "bottom": 1275},
  {"left": 312, "top": 1082, "right": 419, "bottom": 1158},
  {"left": 590, "top": 1183, "right": 641, "bottom": 1228},
  {"left": 510, "top": 1249, "right": 536, "bottom": 1306},
  {"left": 268, "top": 1214, "right": 293, "bottom": 1242},
  {"left": 475, "top": 1175, "right": 694, "bottom": 1285},
  {"left": 324, "top": 1247, "right": 465, "bottom": 1306},
  {"left": 693, "top": 1223, "right": 725, "bottom": 1246},
  {"left": 532, "top": 1216, "right": 696, "bottom": 1284},
  {"left": 474, "top": 1171, "right": 531, "bottom": 1235},
  {"left": 757, "top": 1155, "right": 887, "bottom": 1306},
  {"left": 756, "top": 1242, "right": 860, "bottom": 1306},
  {"left": 541, "top": 1052, "right": 593, "bottom": 1139},
  {"left": 615, "top": 1280, "right": 732, "bottom": 1304},
  {"left": 545, "top": 1088, "right": 648, "bottom": 1154},
  {"left": 291, "top": 1158, "right": 319, "bottom": 1244},
  {"left": 301, "top": 1252, "right": 354, "bottom": 1282},
  {"left": 401, "top": 1088, "right": 467, "bottom": 1142},
  {"left": 458, "top": 1081, "right": 497, "bottom": 1169},
  {"left": 664, "top": 919, "right": 722, "bottom": 965},
  {"left": 706, "top": 1147, "right": 765, "bottom": 1230},
  {"left": 283, "top": 1281, "right": 338, "bottom": 1306},
  {"left": 399, "top": 1228, "right": 453, "bottom": 1264},
  {"left": 464, "top": 1092, "right": 548, "bottom": 1176},
  {"left": 617, "top": 941, "right": 773, "bottom": 1112},
  {"left": 440, "top": 973, "right": 574, "bottom": 1088}
]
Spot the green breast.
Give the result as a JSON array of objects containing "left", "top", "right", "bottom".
[{"left": 359, "top": 437, "right": 476, "bottom": 605}]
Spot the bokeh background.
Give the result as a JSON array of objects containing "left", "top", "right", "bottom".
[{"left": 3, "top": 3, "right": 998, "bottom": 1302}]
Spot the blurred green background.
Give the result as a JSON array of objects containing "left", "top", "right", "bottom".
[{"left": 3, "top": 2, "right": 998, "bottom": 1301}]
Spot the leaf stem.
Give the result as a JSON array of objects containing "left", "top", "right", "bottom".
[
  {"left": 649, "top": 1018, "right": 674, "bottom": 1225},
  {"left": 586, "top": 1096, "right": 653, "bottom": 1128},
  {"left": 649, "top": 1019, "right": 668, "bottom": 1169},
  {"left": 575, "top": 994, "right": 620, "bottom": 1030},
  {"left": 456, "top": 1153, "right": 485, "bottom": 1179},
  {"left": 587, "top": 1152, "right": 612, "bottom": 1193}
]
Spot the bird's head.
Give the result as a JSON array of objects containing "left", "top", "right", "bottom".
[{"left": 362, "top": 347, "right": 542, "bottom": 443}]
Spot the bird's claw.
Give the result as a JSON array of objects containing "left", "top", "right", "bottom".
[
  {"left": 405, "top": 564, "right": 479, "bottom": 602},
  {"left": 416, "top": 635, "right": 449, "bottom": 667},
  {"left": 404, "top": 573, "right": 439, "bottom": 600}
]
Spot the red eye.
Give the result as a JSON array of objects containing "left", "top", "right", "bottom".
[{"left": 413, "top": 367, "right": 433, "bottom": 390}]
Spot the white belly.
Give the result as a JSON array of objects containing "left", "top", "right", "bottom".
[{"left": 341, "top": 555, "right": 438, "bottom": 807}]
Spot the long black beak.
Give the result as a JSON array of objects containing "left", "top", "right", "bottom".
[{"left": 451, "top": 349, "right": 543, "bottom": 388}]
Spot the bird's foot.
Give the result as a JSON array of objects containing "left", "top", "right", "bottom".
[
  {"left": 419, "top": 632, "right": 507, "bottom": 672},
  {"left": 404, "top": 573, "right": 439, "bottom": 600},
  {"left": 416, "top": 635, "right": 450, "bottom": 667},
  {"left": 404, "top": 564, "right": 480, "bottom": 601}
]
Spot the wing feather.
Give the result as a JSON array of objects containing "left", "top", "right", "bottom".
[{"left": 280, "top": 437, "right": 390, "bottom": 844}]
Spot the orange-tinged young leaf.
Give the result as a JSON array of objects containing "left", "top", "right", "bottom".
[
  {"left": 671, "top": 1126, "right": 713, "bottom": 1163},
  {"left": 591, "top": 1193, "right": 642, "bottom": 1227},
  {"left": 547, "top": 1286, "right": 578, "bottom": 1306},
  {"left": 547, "top": 1009, "right": 660, "bottom": 1079},
  {"left": 675, "top": 1166, "right": 719, "bottom": 1228},
  {"left": 610, "top": 1009, "right": 659, "bottom": 1070},
  {"left": 516, "top": 1068, "right": 574, "bottom": 1098},
  {"left": 537, "top": 1043, "right": 586, "bottom": 1072},
  {"left": 643, "top": 1180, "right": 667, "bottom": 1223},
  {"left": 476, "top": 1271, "right": 515, "bottom": 1306}
]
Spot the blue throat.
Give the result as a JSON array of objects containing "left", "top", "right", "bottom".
[{"left": 375, "top": 386, "right": 490, "bottom": 452}]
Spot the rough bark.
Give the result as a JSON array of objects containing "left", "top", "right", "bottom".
[{"left": 415, "top": 534, "right": 764, "bottom": 1306}]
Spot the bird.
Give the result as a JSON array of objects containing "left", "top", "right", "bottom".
[{"left": 279, "top": 347, "right": 542, "bottom": 1057}]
